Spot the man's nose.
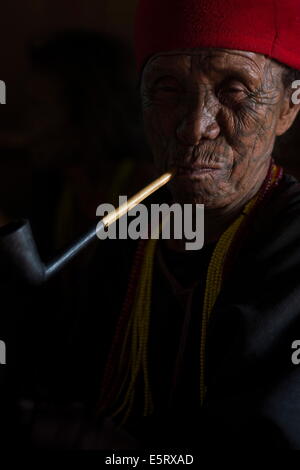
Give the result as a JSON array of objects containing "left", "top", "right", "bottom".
[{"left": 176, "top": 92, "right": 220, "bottom": 146}]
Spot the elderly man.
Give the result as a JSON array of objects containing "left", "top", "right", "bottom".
[
  {"left": 3, "top": 0, "right": 300, "bottom": 451},
  {"left": 89, "top": 0, "right": 300, "bottom": 450}
]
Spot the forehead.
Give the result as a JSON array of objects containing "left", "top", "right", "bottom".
[{"left": 142, "top": 48, "right": 275, "bottom": 84}]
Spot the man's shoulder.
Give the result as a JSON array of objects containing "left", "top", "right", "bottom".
[
  {"left": 242, "top": 172, "right": 300, "bottom": 262},
  {"left": 254, "top": 172, "right": 300, "bottom": 235},
  {"left": 275, "top": 172, "right": 300, "bottom": 213}
]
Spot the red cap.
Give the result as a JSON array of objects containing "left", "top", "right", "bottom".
[{"left": 134, "top": 0, "right": 300, "bottom": 73}]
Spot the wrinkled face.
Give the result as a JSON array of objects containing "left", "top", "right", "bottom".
[{"left": 141, "top": 49, "right": 297, "bottom": 207}]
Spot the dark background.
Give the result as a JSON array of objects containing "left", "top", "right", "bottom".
[
  {"left": 0, "top": 0, "right": 150, "bottom": 228},
  {"left": 0, "top": 0, "right": 299, "bottom": 450}
]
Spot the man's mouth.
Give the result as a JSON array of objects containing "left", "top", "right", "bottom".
[{"left": 176, "top": 164, "right": 222, "bottom": 176}]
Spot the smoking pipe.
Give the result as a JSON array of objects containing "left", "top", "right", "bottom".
[{"left": 0, "top": 172, "right": 173, "bottom": 286}]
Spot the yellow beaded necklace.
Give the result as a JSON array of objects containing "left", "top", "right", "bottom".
[
  {"left": 100, "top": 163, "right": 283, "bottom": 423},
  {"left": 200, "top": 194, "right": 258, "bottom": 404}
]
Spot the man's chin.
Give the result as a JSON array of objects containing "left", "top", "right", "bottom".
[
  {"left": 169, "top": 189, "right": 214, "bottom": 206},
  {"left": 169, "top": 179, "right": 220, "bottom": 205}
]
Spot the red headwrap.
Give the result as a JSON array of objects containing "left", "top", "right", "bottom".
[{"left": 134, "top": 0, "right": 300, "bottom": 73}]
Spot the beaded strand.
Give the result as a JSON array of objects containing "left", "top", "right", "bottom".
[{"left": 100, "top": 161, "right": 283, "bottom": 422}]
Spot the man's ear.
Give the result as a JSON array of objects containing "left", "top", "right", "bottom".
[{"left": 276, "top": 91, "right": 300, "bottom": 136}]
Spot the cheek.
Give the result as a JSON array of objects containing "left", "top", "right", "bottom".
[
  {"left": 144, "top": 105, "right": 176, "bottom": 133},
  {"left": 143, "top": 107, "right": 177, "bottom": 157},
  {"left": 223, "top": 103, "right": 278, "bottom": 163},
  {"left": 226, "top": 110, "right": 277, "bottom": 190}
]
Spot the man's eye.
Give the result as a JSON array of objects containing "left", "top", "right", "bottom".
[
  {"left": 218, "top": 81, "right": 248, "bottom": 103},
  {"left": 152, "top": 77, "right": 182, "bottom": 95},
  {"left": 225, "top": 87, "right": 245, "bottom": 94}
]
